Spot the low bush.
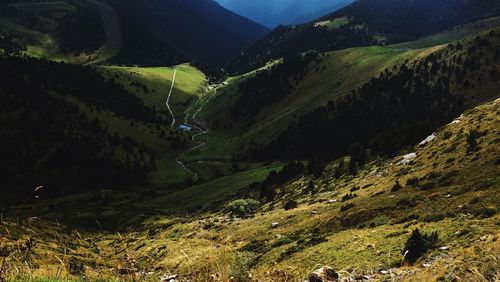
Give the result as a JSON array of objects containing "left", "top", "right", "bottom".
[
  {"left": 474, "top": 206, "right": 497, "bottom": 218},
  {"left": 340, "top": 203, "right": 356, "bottom": 212},
  {"left": 225, "top": 199, "right": 260, "bottom": 217},
  {"left": 283, "top": 199, "right": 298, "bottom": 210},
  {"left": 391, "top": 181, "right": 402, "bottom": 192},
  {"left": 240, "top": 239, "right": 270, "bottom": 254},
  {"left": 403, "top": 229, "right": 439, "bottom": 264},
  {"left": 341, "top": 193, "right": 357, "bottom": 202},
  {"left": 406, "top": 177, "right": 419, "bottom": 187}
]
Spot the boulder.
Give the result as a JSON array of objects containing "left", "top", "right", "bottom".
[
  {"left": 160, "top": 274, "right": 178, "bottom": 282},
  {"left": 308, "top": 266, "right": 339, "bottom": 282}
]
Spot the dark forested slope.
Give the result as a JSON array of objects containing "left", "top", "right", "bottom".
[
  {"left": 249, "top": 32, "right": 500, "bottom": 162},
  {"left": 0, "top": 56, "right": 160, "bottom": 204},
  {"left": 229, "top": 0, "right": 500, "bottom": 73}
]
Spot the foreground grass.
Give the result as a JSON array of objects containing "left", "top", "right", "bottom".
[{"left": 1, "top": 97, "right": 498, "bottom": 281}]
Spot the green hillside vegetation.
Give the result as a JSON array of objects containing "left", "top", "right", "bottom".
[
  {"left": 0, "top": 0, "right": 111, "bottom": 64},
  {"left": 0, "top": 56, "right": 203, "bottom": 204},
  {"left": 98, "top": 64, "right": 207, "bottom": 119},
  {"left": 228, "top": 0, "right": 500, "bottom": 74},
  {"left": 1, "top": 97, "right": 498, "bottom": 281},
  {"left": 1, "top": 1, "right": 500, "bottom": 281},
  {"left": 190, "top": 19, "right": 500, "bottom": 163}
]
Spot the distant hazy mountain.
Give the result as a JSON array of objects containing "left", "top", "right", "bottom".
[{"left": 214, "top": 0, "right": 353, "bottom": 28}]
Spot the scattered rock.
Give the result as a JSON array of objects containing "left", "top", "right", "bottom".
[
  {"left": 308, "top": 266, "right": 339, "bottom": 282},
  {"left": 160, "top": 274, "right": 178, "bottom": 282},
  {"left": 419, "top": 133, "right": 436, "bottom": 147},
  {"left": 328, "top": 199, "right": 337, "bottom": 203},
  {"left": 379, "top": 270, "right": 389, "bottom": 274},
  {"left": 271, "top": 222, "right": 279, "bottom": 228},
  {"left": 423, "top": 263, "right": 432, "bottom": 268},
  {"left": 312, "top": 210, "right": 318, "bottom": 214},
  {"left": 444, "top": 194, "right": 452, "bottom": 198},
  {"left": 399, "top": 153, "right": 417, "bottom": 165},
  {"left": 439, "top": 246, "right": 450, "bottom": 250}
]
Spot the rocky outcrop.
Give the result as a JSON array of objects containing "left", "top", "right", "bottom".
[{"left": 308, "top": 266, "right": 339, "bottom": 282}]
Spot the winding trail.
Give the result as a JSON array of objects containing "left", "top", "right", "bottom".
[{"left": 165, "top": 69, "right": 177, "bottom": 128}]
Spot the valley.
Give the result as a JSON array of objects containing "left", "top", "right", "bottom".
[{"left": 0, "top": 0, "right": 499, "bottom": 281}]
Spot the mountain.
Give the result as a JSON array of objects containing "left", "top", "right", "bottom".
[
  {"left": 198, "top": 19, "right": 500, "bottom": 163},
  {"left": 290, "top": 2, "right": 351, "bottom": 25},
  {"left": 104, "top": 0, "right": 269, "bottom": 66},
  {"left": 215, "top": 0, "right": 353, "bottom": 28},
  {"left": 229, "top": 0, "right": 500, "bottom": 74},
  {"left": 0, "top": 0, "right": 268, "bottom": 66},
  {"left": 1, "top": 0, "right": 500, "bottom": 280},
  {"left": 0, "top": 55, "right": 209, "bottom": 204}
]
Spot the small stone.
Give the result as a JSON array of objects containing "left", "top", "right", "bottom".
[
  {"left": 308, "top": 266, "right": 339, "bottom": 282},
  {"left": 438, "top": 246, "right": 449, "bottom": 250},
  {"left": 160, "top": 274, "right": 178, "bottom": 282},
  {"left": 423, "top": 263, "right": 432, "bottom": 268},
  {"left": 328, "top": 199, "right": 337, "bottom": 203},
  {"left": 380, "top": 270, "right": 389, "bottom": 274},
  {"left": 271, "top": 222, "right": 279, "bottom": 228}
]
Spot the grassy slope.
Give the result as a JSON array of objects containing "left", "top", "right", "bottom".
[
  {"left": 190, "top": 17, "right": 500, "bottom": 163},
  {"left": 96, "top": 64, "right": 207, "bottom": 184},
  {"left": 0, "top": 18, "right": 62, "bottom": 59},
  {"left": 94, "top": 64, "right": 206, "bottom": 186},
  {"left": 98, "top": 64, "right": 207, "bottom": 120},
  {"left": 392, "top": 16, "right": 500, "bottom": 49},
  {"left": 0, "top": 0, "right": 120, "bottom": 64},
  {"left": 1, "top": 98, "right": 498, "bottom": 281}
]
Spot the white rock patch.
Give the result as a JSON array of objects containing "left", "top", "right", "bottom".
[
  {"left": 399, "top": 152, "right": 417, "bottom": 165},
  {"left": 419, "top": 133, "right": 436, "bottom": 146}
]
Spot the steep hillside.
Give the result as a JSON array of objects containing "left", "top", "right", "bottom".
[
  {"left": 191, "top": 20, "right": 500, "bottom": 165},
  {"left": 0, "top": 56, "right": 199, "bottom": 204},
  {"left": 229, "top": 0, "right": 500, "bottom": 74},
  {"left": 0, "top": 0, "right": 268, "bottom": 66},
  {"left": 0, "top": 0, "right": 109, "bottom": 63},
  {"left": 1, "top": 97, "right": 498, "bottom": 281},
  {"left": 215, "top": 0, "right": 352, "bottom": 28}
]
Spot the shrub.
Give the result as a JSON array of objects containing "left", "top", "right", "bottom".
[
  {"left": 271, "top": 237, "right": 294, "bottom": 247},
  {"left": 68, "top": 257, "right": 85, "bottom": 275},
  {"left": 225, "top": 199, "right": 260, "bottom": 217},
  {"left": 403, "top": 229, "right": 439, "bottom": 264},
  {"left": 229, "top": 251, "right": 258, "bottom": 282},
  {"left": 240, "top": 239, "right": 270, "bottom": 254},
  {"left": 406, "top": 177, "right": 419, "bottom": 187},
  {"left": 466, "top": 129, "right": 482, "bottom": 153},
  {"left": 424, "top": 213, "right": 447, "bottom": 222},
  {"left": 340, "top": 203, "right": 355, "bottom": 212},
  {"left": 350, "top": 186, "right": 360, "bottom": 192},
  {"left": 283, "top": 199, "right": 298, "bottom": 210},
  {"left": 474, "top": 206, "right": 497, "bottom": 218},
  {"left": 369, "top": 215, "right": 390, "bottom": 227},
  {"left": 391, "top": 181, "right": 402, "bottom": 192},
  {"left": 341, "top": 193, "right": 357, "bottom": 202}
]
